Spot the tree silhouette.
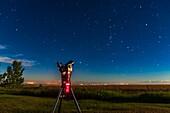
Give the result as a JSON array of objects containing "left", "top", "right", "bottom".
[{"left": 0, "top": 60, "right": 25, "bottom": 88}]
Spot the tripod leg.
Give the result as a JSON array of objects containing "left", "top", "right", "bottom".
[
  {"left": 52, "top": 88, "right": 63, "bottom": 113},
  {"left": 71, "top": 88, "right": 82, "bottom": 113},
  {"left": 58, "top": 96, "right": 63, "bottom": 113}
]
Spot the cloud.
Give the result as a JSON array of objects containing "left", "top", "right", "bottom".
[
  {"left": 0, "top": 44, "right": 36, "bottom": 66},
  {"left": 0, "top": 45, "right": 6, "bottom": 49},
  {"left": 0, "top": 56, "right": 36, "bottom": 66},
  {"left": 18, "top": 59, "right": 36, "bottom": 66},
  {"left": 0, "top": 57, "right": 13, "bottom": 63},
  {"left": 13, "top": 54, "right": 23, "bottom": 57},
  {"left": 138, "top": 80, "right": 170, "bottom": 84}
]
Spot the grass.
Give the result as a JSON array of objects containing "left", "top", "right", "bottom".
[
  {"left": 2, "top": 85, "right": 170, "bottom": 112},
  {"left": 2, "top": 87, "right": 170, "bottom": 103},
  {"left": 1, "top": 94, "right": 170, "bottom": 113}
]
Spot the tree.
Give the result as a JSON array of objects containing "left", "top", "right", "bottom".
[
  {"left": 0, "top": 63, "right": 7, "bottom": 86},
  {"left": 0, "top": 73, "right": 7, "bottom": 85},
  {"left": 0, "top": 60, "right": 25, "bottom": 88}
]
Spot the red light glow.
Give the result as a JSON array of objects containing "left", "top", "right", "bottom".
[
  {"left": 65, "top": 83, "right": 70, "bottom": 93},
  {"left": 66, "top": 83, "right": 70, "bottom": 86},
  {"left": 66, "top": 88, "right": 70, "bottom": 93},
  {"left": 67, "top": 71, "right": 71, "bottom": 75}
]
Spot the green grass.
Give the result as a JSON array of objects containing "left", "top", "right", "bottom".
[
  {"left": 1, "top": 94, "right": 170, "bottom": 113},
  {"left": 2, "top": 85, "right": 170, "bottom": 112},
  {"left": 2, "top": 88, "right": 170, "bottom": 103}
]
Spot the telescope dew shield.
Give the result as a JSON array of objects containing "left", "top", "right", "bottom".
[{"left": 57, "top": 62, "right": 62, "bottom": 68}]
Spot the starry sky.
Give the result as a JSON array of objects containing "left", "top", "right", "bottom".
[{"left": 0, "top": 0, "right": 170, "bottom": 84}]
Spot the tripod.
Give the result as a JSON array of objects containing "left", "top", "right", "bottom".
[
  {"left": 52, "top": 87, "right": 81, "bottom": 113},
  {"left": 52, "top": 60, "right": 81, "bottom": 113}
]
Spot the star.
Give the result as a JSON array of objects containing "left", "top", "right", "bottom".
[
  {"left": 11, "top": 9, "right": 16, "bottom": 12},
  {"left": 0, "top": 0, "right": 169, "bottom": 84},
  {"left": 112, "top": 52, "right": 115, "bottom": 55},
  {"left": 158, "top": 36, "right": 162, "bottom": 39}
]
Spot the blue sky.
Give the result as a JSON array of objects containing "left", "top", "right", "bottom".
[{"left": 0, "top": 0, "right": 170, "bottom": 84}]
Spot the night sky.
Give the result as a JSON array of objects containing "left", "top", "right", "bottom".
[{"left": 0, "top": 0, "right": 170, "bottom": 84}]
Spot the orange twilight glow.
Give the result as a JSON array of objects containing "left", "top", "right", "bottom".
[{"left": 26, "top": 82, "right": 35, "bottom": 84}]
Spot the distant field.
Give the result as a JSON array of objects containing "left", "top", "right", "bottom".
[
  {"left": 1, "top": 85, "right": 170, "bottom": 112},
  {"left": 22, "top": 84, "right": 170, "bottom": 92}
]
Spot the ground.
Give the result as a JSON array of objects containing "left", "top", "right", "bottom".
[{"left": 1, "top": 94, "right": 170, "bottom": 113}]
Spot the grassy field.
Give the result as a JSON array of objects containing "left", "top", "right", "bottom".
[
  {"left": 1, "top": 94, "right": 170, "bottom": 113},
  {"left": 1, "top": 85, "right": 170, "bottom": 112}
]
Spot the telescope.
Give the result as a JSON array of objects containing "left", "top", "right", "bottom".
[
  {"left": 52, "top": 60, "right": 81, "bottom": 113},
  {"left": 57, "top": 60, "right": 74, "bottom": 99}
]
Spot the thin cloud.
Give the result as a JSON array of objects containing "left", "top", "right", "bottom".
[
  {"left": 18, "top": 59, "right": 36, "bottom": 66},
  {"left": 0, "top": 56, "right": 36, "bottom": 66},
  {"left": 0, "top": 57, "right": 13, "bottom": 63},
  {"left": 13, "top": 54, "right": 24, "bottom": 57},
  {"left": 138, "top": 80, "right": 170, "bottom": 84},
  {"left": 0, "top": 45, "right": 6, "bottom": 49}
]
